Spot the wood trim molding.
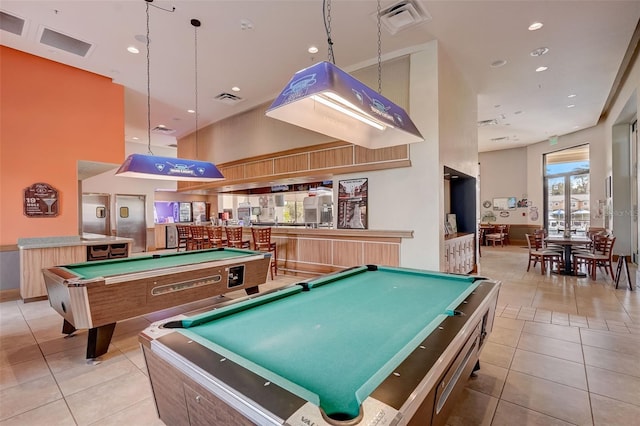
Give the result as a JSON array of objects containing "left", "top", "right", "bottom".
[{"left": 178, "top": 142, "right": 410, "bottom": 193}]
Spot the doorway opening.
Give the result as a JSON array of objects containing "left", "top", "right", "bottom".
[{"left": 544, "top": 145, "right": 590, "bottom": 235}]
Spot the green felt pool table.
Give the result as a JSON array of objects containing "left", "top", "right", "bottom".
[
  {"left": 140, "top": 265, "right": 500, "bottom": 426},
  {"left": 42, "top": 248, "right": 272, "bottom": 359}
]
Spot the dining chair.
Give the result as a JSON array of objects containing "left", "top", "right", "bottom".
[
  {"left": 526, "top": 234, "right": 562, "bottom": 275},
  {"left": 189, "top": 225, "right": 207, "bottom": 250},
  {"left": 573, "top": 236, "right": 616, "bottom": 280},
  {"left": 251, "top": 227, "right": 277, "bottom": 279},
  {"left": 534, "top": 228, "right": 563, "bottom": 252},
  {"left": 485, "top": 225, "right": 508, "bottom": 247},
  {"left": 225, "top": 226, "right": 250, "bottom": 249},
  {"left": 206, "top": 226, "right": 224, "bottom": 248},
  {"left": 176, "top": 225, "right": 191, "bottom": 251}
]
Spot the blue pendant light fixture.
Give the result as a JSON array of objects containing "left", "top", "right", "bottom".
[
  {"left": 266, "top": 0, "right": 423, "bottom": 149},
  {"left": 117, "top": 0, "right": 224, "bottom": 182}
]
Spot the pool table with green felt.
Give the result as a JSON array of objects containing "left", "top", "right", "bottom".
[
  {"left": 140, "top": 265, "right": 500, "bottom": 426},
  {"left": 42, "top": 248, "right": 271, "bottom": 359}
]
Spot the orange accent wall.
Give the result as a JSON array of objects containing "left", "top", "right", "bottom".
[{"left": 0, "top": 47, "right": 125, "bottom": 246}]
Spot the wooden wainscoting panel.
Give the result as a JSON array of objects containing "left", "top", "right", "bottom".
[
  {"left": 244, "top": 159, "right": 273, "bottom": 178},
  {"left": 363, "top": 242, "right": 400, "bottom": 266},
  {"left": 297, "top": 238, "right": 332, "bottom": 265},
  {"left": 309, "top": 146, "right": 353, "bottom": 169},
  {"left": 332, "top": 240, "right": 363, "bottom": 267},
  {"left": 219, "top": 164, "right": 244, "bottom": 180},
  {"left": 279, "top": 236, "right": 297, "bottom": 271},
  {"left": 273, "top": 154, "right": 309, "bottom": 174},
  {"left": 354, "top": 145, "right": 408, "bottom": 164}
]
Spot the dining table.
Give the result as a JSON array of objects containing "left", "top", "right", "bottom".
[{"left": 544, "top": 235, "right": 591, "bottom": 276}]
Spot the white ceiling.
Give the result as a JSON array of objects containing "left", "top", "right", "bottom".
[{"left": 2, "top": 0, "right": 639, "bottom": 153}]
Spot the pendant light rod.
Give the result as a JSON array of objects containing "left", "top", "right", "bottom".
[
  {"left": 192, "top": 18, "right": 201, "bottom": 159},
  {"left": 377, "top": 0, "right": 382, "bottom": 94},
  {"left": 323, "top": 0, "right": 335, "bottom": 64},
  {"left": 145, "top": 0, "right": 152, "bottom": 154}
]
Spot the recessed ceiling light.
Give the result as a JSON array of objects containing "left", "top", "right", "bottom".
[
  {"left": 187, "top": 109, "right": 195, "bottom": 113},
  {"left": 231, "top": 86, "right": 241, "bottom": 92},
  {"left": 127, "top": 46, "right": 139, "bottom": 54},
  {"left": 308, "top": 46, "right": 319, "bottom": 54},
  {"left": 568, "top": 94, "right": 576, "bottom": 98},
  {"left": 573, "top": 125, "right": 580, "bottom": 129},
  {"left": 530, "top": 47, "right": 549, "bottom": 57},
  {"left": 535, "top": 66, "right": 548, "bottom": 72},
  {"left": 567, "top": 104, "right": 576, "bottom": 108},
  {"left": 528, "top": 22, "right": 543, "bottom": 31},
  {"left": 132, "top": 136, "right": 139, "bottom": 140},
  {"left": 490, "top": 59, "right": 507, "bottom": 68}
]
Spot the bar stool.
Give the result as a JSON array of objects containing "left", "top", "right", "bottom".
[
  {"left": 189, "top": 225, "right": 207, "bottom": 250},
  {"left": 251, "top": 227, "right": 277, "bottom": 279},
  {"left": 206, "top": 226, "right": 224, "bottom": 248},
  {"left": 225, "top": 226, "right": 250, "bottom": 249},
  {"left": 176, "top": 225, "right": 190, "bottom": 251}
]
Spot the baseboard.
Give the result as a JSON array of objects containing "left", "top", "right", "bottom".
[{"left": 0, "top": 289, "right": 21, "bottom": 303}]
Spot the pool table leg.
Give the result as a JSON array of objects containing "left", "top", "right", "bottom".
[{"left": 86, "top": 323, "right": 116, "bottom": 359}]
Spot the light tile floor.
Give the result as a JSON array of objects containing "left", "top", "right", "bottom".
[{"left": 0, "top": 246, "right": 638, "bottom": 425}]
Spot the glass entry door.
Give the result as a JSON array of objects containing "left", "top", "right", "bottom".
[{"left": 544, "top": 145, "right": 590, "bottom": 235}]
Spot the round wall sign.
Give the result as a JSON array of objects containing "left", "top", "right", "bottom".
[{"left": 482, "top": 200, "right": 492, "bottom": 208}]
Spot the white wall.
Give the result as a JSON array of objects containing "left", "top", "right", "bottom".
[
  {"left": 479, "top": 147, "right": 528, "bottom": 224},
  {"left": 479, "top": 123, "right": 607, "bottom": 230},
  {"left": 330, "top": 44, "right": 441, "bottom": 270},
  {"left": 603, "top": 46, "right": 639, "bottom": 258}
]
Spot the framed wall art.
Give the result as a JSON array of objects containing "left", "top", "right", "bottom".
[{"left": 337, "top": 178, "right": 368, "bottom": 229}]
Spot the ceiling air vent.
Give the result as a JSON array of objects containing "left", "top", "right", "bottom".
[
  {"left": 477, "top": 119, "right": 499, "bottom": 127},
  {"left": 490, "top": 136, "right": 510, "bottom": 142},
  {"left": 374, "top": 0, "right": 431, "bottom": 35},
  {"left": 0, "top": 11, "right": 25, "bottom": 36},
  {"left": 152, "top": 126, "right": 176, "bottom": 135},
  {"left": 214, "top": 92, "right": 244, "bottom": 105},
  {"left": 39, "top": 27, "right": 93, "bottom": 57}
]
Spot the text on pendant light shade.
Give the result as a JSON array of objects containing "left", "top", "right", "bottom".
[
  {"left": 115, "top": 154, "right": 224, "bottom": 182},
  {"left": 265, "top": 61, "right": 423, "bottom": 149}
]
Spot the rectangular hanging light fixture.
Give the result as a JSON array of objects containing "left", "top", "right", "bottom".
[
  {"left": 116, "top": 153, "right": 224, "bottom": 182},
  {"left": 116, "top": 4, "right": 224, "bottom": 183},
  {"left": 266, "top": 61, "right": 424, "bottom": 149}
]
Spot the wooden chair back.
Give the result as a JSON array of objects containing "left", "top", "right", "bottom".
[
  {"left": 250, "top": 227, "right": 277, "bottom": 279},
  {"left": 226, "top": 227, "right": 250, "bottom": 248},
  {"left": 189, "top": 225, "right": 206, "bottom": 250},
  {"left": 251, "top": 227, "right": 273, "bottom": 250},
  {"left": 176, "top": 225, "right": 191, "bottom": 251},
  {"left": 207, "top": 226, "right": 224, "bottom": 247}
]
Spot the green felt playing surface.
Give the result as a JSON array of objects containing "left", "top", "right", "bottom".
[
  {"left": 62, "top": 248, "right": 259, "bottom": 279},
  {"left": 179, "top": 266, "right": 479, "bottom": 418}
]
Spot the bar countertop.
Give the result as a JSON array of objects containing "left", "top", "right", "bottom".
[{"left": 18, "top": 233, "right": 134, "bottom": 249}]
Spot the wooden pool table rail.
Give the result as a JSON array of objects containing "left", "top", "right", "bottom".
[{"left": 43, "top": 252, "right": 271, "bottom": 359}]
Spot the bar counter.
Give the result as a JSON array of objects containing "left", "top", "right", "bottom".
[
  {"left": 259, "top": 226, "right": 413, "bottom": 276},
  {"left": 18, "top": 234, "right": 133, "bottom": 301}
]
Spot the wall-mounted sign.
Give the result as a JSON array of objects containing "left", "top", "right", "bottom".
[{"left": 24, "top": 183, "right": 59, "bottom": 217}]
